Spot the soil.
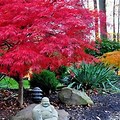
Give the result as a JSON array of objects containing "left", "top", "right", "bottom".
[{"left": 0, "top": 89, "right": 120, "bottom": 120}]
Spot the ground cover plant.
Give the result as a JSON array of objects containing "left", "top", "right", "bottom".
[
  {"left": 0, "top": 0, "right": 104, "bottom": 106},
  {"left": 0, "top": 77, "right": 29, "bottom": 89}
]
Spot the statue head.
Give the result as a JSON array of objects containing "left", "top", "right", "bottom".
[{"left": 41, "top": 97, "right": 50, "bottom": 107}]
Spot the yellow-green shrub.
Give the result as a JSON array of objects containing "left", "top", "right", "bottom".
[{"left": 99, "top": 51, "right": 120, "bottom": 68}]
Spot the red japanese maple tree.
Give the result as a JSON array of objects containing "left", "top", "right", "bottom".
[{"left": 0, "top": 0, "right": 101, "bottom": 106}]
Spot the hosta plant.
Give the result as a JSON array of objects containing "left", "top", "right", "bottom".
[{"left": 67, "top": 63, "right": 120, "bottom": 92}]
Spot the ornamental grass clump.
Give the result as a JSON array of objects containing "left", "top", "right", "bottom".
[{"left": 67, "top": 63, "right": 120, "bottom": 92}]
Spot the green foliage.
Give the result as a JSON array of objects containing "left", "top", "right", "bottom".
[
  {"left": 59, "top": 75, "right": 72, "bottom": 85},
  {"left": 104, "top": 76, "right": 120, "bottom": 93},
  {"left": 30, "top": 70, "right": 59, "bottom": 94},
  {"left": 56, "top": 66, "right": 67, "bottom": 77},
  {"left": 55, "top": 66, "right": 70, "bottom": 84},
  {"left": 86, "top": 39, "right": 120, "bottom": 57},
  {"left": 0, "top": 77, "right": 30, "bottom": 89},
  {"left": 67, "top": 63, "right": 120, "bottom": 92},
  {"left": 0, "top": 73, "right": 6, "bottom": 81}
]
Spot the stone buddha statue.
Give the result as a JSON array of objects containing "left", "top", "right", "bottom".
[{"left": 32, "top": 97, "right": 58, "bottom": 120}]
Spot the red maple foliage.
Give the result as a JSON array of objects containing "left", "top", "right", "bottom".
[{"left": 0, "top": 0, "right": 100, "bottom": 78}]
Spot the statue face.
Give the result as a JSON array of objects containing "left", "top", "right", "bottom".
[
  {"left": 42, "top": 102, "right": 50, "bottom": 107},
  {"left": 41, "top": 97, "right": 50, "bottom": 107}
]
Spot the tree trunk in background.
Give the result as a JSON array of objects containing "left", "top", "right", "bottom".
[
  {"left": 18, "top": 78, "right": 24, "bottom": 108},
  {"left": 117, "top": 0, "right": 120, "bottom": 42},
  {"left": 113, "top": 0, "right": 116, "bottom": 41},
  {"left": 99, "top": 0, "right": 107, "bottom": 39},
  {"left": 93, "top": 0, "right": 99, "bottom": 39},
  {"left": 87, "top": 0, "right": 89, "bottom": 8},
  {"left": 80, "top": 0, "right": 85, "bottom": 8}
]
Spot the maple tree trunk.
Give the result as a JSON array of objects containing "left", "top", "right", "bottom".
[
  {"left": 113, "top": 0, "right": 116, "bottom": 41},
  {"left": 99, "top": 0, "right": 107, "bottom": 39},
  {"left": 18, "top": 78, "right": 23, "bottom": 108}
]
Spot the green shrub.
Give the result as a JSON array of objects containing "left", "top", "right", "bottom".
[
  {"left": 86, "top": 39, "right": 120, "bottom": 57},
  {"left": 67, "top": 63, "right": 120, "bottom": 92},
  {"left": 30, "top": 70, "right": 59, "bottom": 94}
]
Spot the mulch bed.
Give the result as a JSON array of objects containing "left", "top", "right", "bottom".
[{"left": 0, "top": 89, "right": 120, "bottom": 120}]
